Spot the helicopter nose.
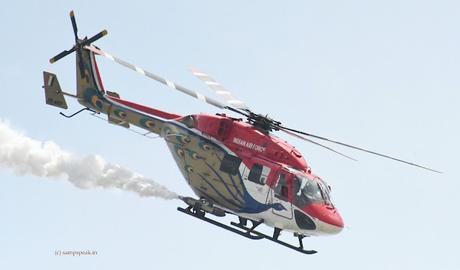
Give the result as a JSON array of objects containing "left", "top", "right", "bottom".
[{"left": 304, "top": 204, "right": 344, "bottom": 234}]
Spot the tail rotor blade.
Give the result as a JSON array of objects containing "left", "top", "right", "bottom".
[
  {"left": 69, "top": 10, "right": 79, "bottom": 42},
  {"left": 82, "top": 30, "right": 108, "bottom": 46},
  {"left": 84, "top": 46, "right": 227, "bottom": 109},
  {"left": 280, "top": 126, "right": 442, "bottom": 174},
  {"left": 49, "top": 46, "right": 76, "bottom": 63}
]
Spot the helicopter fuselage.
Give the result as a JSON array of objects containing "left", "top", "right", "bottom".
[
  {"left": 67, "top": 46, "right": 344, "bottom": 236},
  {"left": 161, "top": 113, "right": 344, "bottom": 236}
]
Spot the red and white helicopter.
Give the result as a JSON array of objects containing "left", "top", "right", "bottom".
[{"left": 43, "top": 11, "right": 440, "bottom": 254}]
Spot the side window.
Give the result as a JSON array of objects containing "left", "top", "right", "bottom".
[
  {"left": 219, "top": 154, "right": 241, "bottom": 175},
  {"left": 293, "top": 176, "right": 302, "bottom": 204},
  {"left": 248, "top": 163, "right": 272, "bottom": 185},
  {"left": 274, "top": 173, "right": 288, "bottom": 199},
  {"left": 248, "top": 163, "right": 263, "bottom": 184}
]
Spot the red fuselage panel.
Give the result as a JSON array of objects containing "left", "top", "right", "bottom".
[{"left": 193, "top": 114, "right": 309, "bottom": 172}]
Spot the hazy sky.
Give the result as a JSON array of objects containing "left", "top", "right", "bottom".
[{"left": 1, "top": 1, "right": 459, "bottom": 269}]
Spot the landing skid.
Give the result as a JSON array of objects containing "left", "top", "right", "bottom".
[{"left": 177, "top": 206, "right": 317, "bottom": 255}]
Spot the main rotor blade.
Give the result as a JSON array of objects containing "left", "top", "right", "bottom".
[
  {"left": 281, "top": 129, "right": 357, "bottom": 161},
  {"left": 50, "top": 46, "right": 76, "bottom": 63},
  {"left": 85, "top": 46, "right": 227, "bottom": 109},
  {"left": 190, "top": 67, "right": 250, "bottom": 110},
  {"left": 69, "top": 10, "right": 79, "bottom": 42},
  {"left": 280, "top": 126, "right": 442, "bottom": 173}
]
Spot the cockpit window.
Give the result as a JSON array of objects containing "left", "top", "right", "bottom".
[
  {"left": 317, "top": 178, "right": 332, "bottom": 205},
  {"left": 293, "top": 174, "right": 332, "bottom": 207}
]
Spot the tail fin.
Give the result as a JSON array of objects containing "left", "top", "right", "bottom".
[
  {"left": 76, "top": 47, "right": 106, "bottom": 98},
  {"left": 42, "top": 71, "right": 68, "bottom": 109}
]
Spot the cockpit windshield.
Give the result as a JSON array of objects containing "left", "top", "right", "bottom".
[{"left": 293, "top": 174, "right": 333, "bottom": 207}]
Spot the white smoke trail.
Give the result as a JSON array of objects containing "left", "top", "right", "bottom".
[{"left": 0, "top": 119, "right": 178, "bottom": 200}]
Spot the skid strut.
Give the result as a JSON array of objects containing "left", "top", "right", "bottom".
[
  {"left": 230, "top": 221, "right": 317, "bottom": 255},
  {"left": 177, "top": 207, "right": 263, "bottom": 240}
]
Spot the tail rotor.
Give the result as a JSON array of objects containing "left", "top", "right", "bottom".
[{"left": 49, "top": 10, "right": 107, "bottom": 64}]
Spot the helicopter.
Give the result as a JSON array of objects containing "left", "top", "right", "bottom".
[{"left": 42, "top": 11, "right": 441, "bottom": 255}]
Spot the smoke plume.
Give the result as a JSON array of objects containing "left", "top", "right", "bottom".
[{"left": 0, "top": 119, "right": 178, "bottom": 200}]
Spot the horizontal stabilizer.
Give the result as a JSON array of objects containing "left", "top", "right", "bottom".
[{"left": 42, "top": 71, "right": 68, "bottom": 109}]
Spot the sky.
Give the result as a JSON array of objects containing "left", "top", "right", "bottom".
[{"left": 1, "top": 0, "right": 459, "bottom": 269}]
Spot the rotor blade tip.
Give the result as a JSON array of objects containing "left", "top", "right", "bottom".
[
  {"left": 102, "top": 29, "right": 108, "bottom": 36},
  {"left": 70, "top": 10, "right": 75, "bottom": 17}
]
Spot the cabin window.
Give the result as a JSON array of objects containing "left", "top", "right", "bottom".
[
  {"left": 248, "top": 163, "right": 271, "bottom": 185},
  {"left": 248, "top": 164, "right": 263, "bottom": 184},
  {"left": 274, "top": 173, "right": 288, "bottom": 199},
  {"left": 219, "top": 154, "right": 241, "bottom": 175}
]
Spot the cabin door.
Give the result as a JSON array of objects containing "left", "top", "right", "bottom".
[{"left": 270, "top": 171, "right": 293, "bottom": 219}]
